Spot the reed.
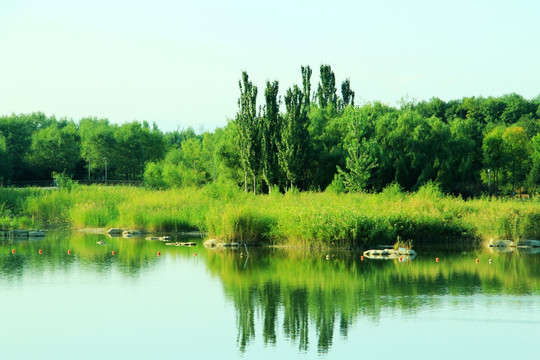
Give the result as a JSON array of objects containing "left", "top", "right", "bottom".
[{"left": 2, "top": 183, "right": 539, "bottom": 247}]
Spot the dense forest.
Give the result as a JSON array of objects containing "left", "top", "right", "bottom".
[{"left": 1, "top": 64, "right": 540, "bottom": 197}]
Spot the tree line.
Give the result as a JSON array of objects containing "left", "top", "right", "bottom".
[{"left": 1, "top": 64, "right": 540, "bottom": 196}]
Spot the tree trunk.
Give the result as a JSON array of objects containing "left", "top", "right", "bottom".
[
  {"left": 244, "top": 170, "right": 248, "bottom": 193},
  {"left": 253, "top": 175, "right": 256, "bottom": 195}
]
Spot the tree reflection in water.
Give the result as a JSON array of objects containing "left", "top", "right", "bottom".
[
  {"left": 1, "top": 234, "right": 539, "bottom": 354},
  {"left": 206, "top": 247, "right": 540, "bottom": 353}
]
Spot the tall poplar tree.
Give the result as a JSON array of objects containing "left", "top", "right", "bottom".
[
  {"left": 337, "top": 109, "right": 377, "bottom": 192},
  {"left": 341, "top": 78, "right": 355, "bottom": 109},
  {"left": 235, "top": 71, "right": 260, "bottom": 193},
  {"left": 301, "top": 65, "right": 312, "bottom": 107},
  {"left": 278, "top": 85, "right": 310, "bottom": 189},
  {"left": 316, "top": 65, "right": 337, "bottom": 109},
  {"left": 261, "top": 80, "right": 280, "bottom": 192}
]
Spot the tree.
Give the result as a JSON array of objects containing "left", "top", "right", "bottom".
[
  {"left": 164, "top": 127, "right": 198, "bottom": 150},
  {"left": 235, "top": 72, "right": 260, "bottom": 193},
  {"left": 179, "top": 137, "right": 207, "bottom": 187},
  {"left": 0, "top": 114, "right": 36, "bottom": 180},
  {"left": 502, "top": 126, "right": 530, "bottom": 195},
  {"left": 115, "top": 122, "right": 144, "bottom": 179},
  {"left": 501, "top": 93, "right": 534, "bottom": 124},
  {"left": 141, "top": 121, "right": 166, "bottom": 165},
  {"left": 482, "top": 97, "right": 506, "bottom": 124},
  {"left": 382, "top": 110, "right": 450, "bottom": 191},
  {"left": 337, "top": 108, "right": 377, "bottom": 192},
  {"left": 214, "top": 123, "right": 243, "bottom": 184},
  {"left": 316, "top": 65, "right": 337, "bottom": 110},
  {"left": 340, "top": 78, "right": 355, "bottom": 109},
  {"left": 527, "top": 133, "right": 540, "bottom": 193},
  {"left": 26, "top": 121, "right": 81, "bottom": 178},
  {"left": 278, "top": 85, "right": 310, "bottom": 189},
  {"left": 444, "top": 117, "right": 483, "bottom": 195},
  {"left": 413, "top": 97, "right": 448, "bottom": 122},
  {"left": 260, "top": 80, "right": 281, "bottom": 192},
  {"left": 79, "top": 118, "right": 118, "bottom": 180},
  {"left": 301, "top": 65, "right": 312, "bottom": 107},
  {"left": 306, "top": 105, "right": 348, "bottom": 190},
  {"left": 0, "top": 132, "right": 8, "bottom": 183},
  {"left": 144, "top": 162, "right": 167, "bottom": 189},
  {"left": 482, "top": 126, "right": 505, "bottom": 194}
]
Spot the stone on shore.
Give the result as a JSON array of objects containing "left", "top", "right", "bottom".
[
  {"left": 204, "top": 239, "right": 217, "bottom": 247},
  {"left": 9, "top": 230, "right": 29, "bottom": 238},
  {"left": 204, "top": 239, "right": 241, "bottom": 249},
  {"left": 488, "top": 239, "right": 516, "bottom": 247},
  {"left": 145, "top": 236, "right": 170, "bottom": 241},
  {"left": 107, "top": 228, "right": 124, "bottom": 236},
  {"left": 123, "top": 230, "right": 142, "bottom": 237},
  {"left": 363, "top": 248, "right": 416, "bottom": 260},
  {"left": 519, "top": 239, "right": 540, "bottom": 247},
  {"left": 28, "top": 230, "right": 46, "bottom": 237}
]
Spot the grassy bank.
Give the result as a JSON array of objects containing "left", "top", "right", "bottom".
[{"left": 1, "top": 182, "right": 540, "bottom": 247}]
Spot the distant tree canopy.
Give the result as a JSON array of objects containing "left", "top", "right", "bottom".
[{"left": 1, "top": 64, "right": 540, "bottom": 196}]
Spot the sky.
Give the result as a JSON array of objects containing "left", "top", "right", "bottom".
[{"left": 1, "top": 0, "right": 539, "bottom": 133}]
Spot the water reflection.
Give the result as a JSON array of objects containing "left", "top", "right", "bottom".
[
  {"left": 1, "top": 233, "right": 539, "bottom": 354},
  {"left": 205, "top": 247, "right": 540, "bottom": 353},
  {"left": 0, "top": 231, "right": 197, "bottom": 278}
]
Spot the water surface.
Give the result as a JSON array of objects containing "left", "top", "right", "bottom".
[{"left": 1, "top": 232, "right": 539, "bottom": 359}]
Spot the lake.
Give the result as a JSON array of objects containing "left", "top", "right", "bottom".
[{"left": 1, "top": 231, "right": 539, "bottom": 359}]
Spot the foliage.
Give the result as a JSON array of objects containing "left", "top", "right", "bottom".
[
  {"left": 5, "top": 185, "right": 540, "bottom": 248},
  {"left": 52, "top": 171, "right": 78, "bottom": 192},
  {"left": 278, "top": 85, "right": 310, "bottom": 189},
  {"left": 325, "top": 174, "right": 345, "bottom": 194},
  {"left": 1, "top": 66, "right": 540, "bottom": 196},
  {"left": 393, "top": 236, "right": 413, "bottom": 250},
  {"left": 235, "top": 72, "right": 260, "bottom": 192}
]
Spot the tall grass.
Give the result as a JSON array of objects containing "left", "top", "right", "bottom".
[{"left": 2, "top": 183, "right": 540, "bottom": 247}]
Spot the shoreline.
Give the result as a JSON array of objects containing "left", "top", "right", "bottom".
[{"left": 2, "top": 186, "right": 540, "bottom": 249}]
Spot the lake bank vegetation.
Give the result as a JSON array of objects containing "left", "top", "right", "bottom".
[
  {"left": 1, "top": 65, "right": 540, "bottom": 198},
  {"left": 2, "top": 64, "right": 540, "bottom": 247},
  {"left": 1, "top": 183, "right": 539, "bottom": 248}
]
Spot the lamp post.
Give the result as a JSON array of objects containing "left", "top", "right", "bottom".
[
  {"left": 104, "top": 157, "right": 108, "bottom": 182},
  {"left": 488, "top": 169, "right": 491, "bottom": 195}
]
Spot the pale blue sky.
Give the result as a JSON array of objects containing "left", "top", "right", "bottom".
[{"left": 1, "top": 0, "right": 539, "bottom": 132}]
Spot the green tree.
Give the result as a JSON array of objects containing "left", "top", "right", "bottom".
[
  {"left": 235, "top": 72, "right": 260, "bottom": 193},
  {"left": 316, "top": 65, "right": 337, "bottom": 110},
  {"left": 260, "top": 80, "right": 281, "bottom": 192},
  {"left": 164, "top": 126, "right": 198, "bottom": 150},
  {"left": 79, "top": 118, "right": 118, "bottom": 180},
  {"left": 340, "top": 78, "right": 355, "bottom": 110},
  {"left": 338, "top": 138, "right": 377, "bottom": 192},
  {"left": 115, "top": 122, "right": 144, "bottom": 179},
  {"left": 0, "top": 132, "right": 8, "bottom": 183},
  {"left": 444, "top": 117, "right": 483, "bottom": 195},
  {"left": 301, "top": 65, "right": 312, "bottom": 107},
  {"left": 502, "top": 126, "right": 530, "bottom": 195},
  {"left": 26, "top": 121, "right": 81, "bottom": 178},
  {"left": 501, "top": 93, "right": 534, "bottom": 124},
  {"left": 141, "top": 121, "right": 166, "bottom": 165},
  {"left": 482, "top": 126, "right": 506, "bottom": 194},
  {"left": 382, "top": 111, "right": 450, "bottom": 191},
  {"left": 413, "top": 97, "right": 448, "bottom": 122},
  {"left": 527, "top": 133, "right": 540, "bottom": 193},
  {"left": 143, "top": 162, "right": 167, "bottom": 189},
  {"left": 306, "top": 106, "right": 347, "bottom": 190},
  {"left": 482, "top": 97, "right": 506, "bottom": 124},
  {"left": 278, "top": 85, "right": 310, "bottom": 189},
  {"left": 0, "top": 114, "right": 37, "bottom": 180}
]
